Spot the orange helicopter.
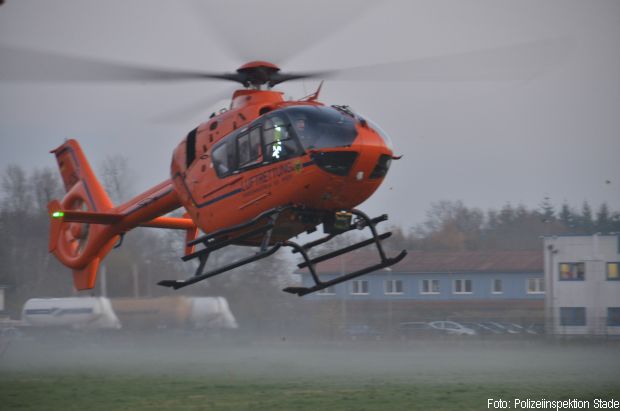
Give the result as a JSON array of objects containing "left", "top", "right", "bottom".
[
  {"left": 2, "top": 35, "right": 563, "bottom": 296},
  {"left": 44, "top": 60, "right": 407, "bottom": 296}
]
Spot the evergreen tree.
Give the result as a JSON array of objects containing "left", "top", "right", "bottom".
[
  {"left": 539, "top": 196, "right": 555, "bottom": 223},
  {"left": 559, "top": 202, "right": 574, "bottom": 228},
  {"left": 498, "top": 203, "right": 515, "bottom": 226},
  {"left": 579, "top": 201, "right": 594, "bottom": 233},
  {"left": 595, "top": 203, "right": 611, "bottom": 233}
]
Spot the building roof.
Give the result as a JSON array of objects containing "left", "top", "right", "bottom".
[{"left": 304, "top": 249, "right": 543, "bottom": 274}]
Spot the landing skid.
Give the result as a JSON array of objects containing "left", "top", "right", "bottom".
[
  {"left": 282, "top": 209, "right": 407, "bottom": 296},
  {"left": 158, "top": 206, "right": 407, "bottom": 296},
  {"left": 158, "top": 206, "right": 288, "bottom": 290}
]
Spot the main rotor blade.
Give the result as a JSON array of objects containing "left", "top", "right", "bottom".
[
  {"left": 152, "top": 86, "right": 236, "bottom": 124},
  {"left": 0, "top": 45, "right": 239, "bottom": 83},
  {"left": 323, "top": 38, "right": 574, "bottom": 82},
  {"left": 0, "top": 37, "right": 573, "bottom": 87},
  {"left": 192, "top": 0, "right": 375, "bottom": 65}
]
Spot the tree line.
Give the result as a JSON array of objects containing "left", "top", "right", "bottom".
[{"left": 389, "top": 199, "right": 620, "bottom": 252}]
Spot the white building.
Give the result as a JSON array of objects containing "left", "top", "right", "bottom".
[{"left": 544, "top": 234, "right": 620, "bottom": 336}]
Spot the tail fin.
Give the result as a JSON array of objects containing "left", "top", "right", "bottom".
[
  {"left": 52, "top": 139, "right": 114, "bottom": 212},
  {"left": 49, "top": 139, "right": 118, "bottom": 290}
]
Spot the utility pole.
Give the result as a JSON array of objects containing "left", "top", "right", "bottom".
[
  {"left": 100, "top": 264, "right": 107, "bottom": 297},
  {"left": 132, "top": 263, "right": 139, "bottom": 298}
]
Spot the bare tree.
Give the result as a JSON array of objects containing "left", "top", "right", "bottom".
[
  {"left": 1, "top": 165, "right": 31, "bottom": 214},
  {"left": 31, "top": 167, "right": 62, "bottom": 214},
  {"left": 99, "top": 154, "right": 135, "bottom": 204}
]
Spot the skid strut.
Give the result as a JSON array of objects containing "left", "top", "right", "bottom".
[
  {"left": 158, "top": 206, "right": 289, "bottom": 290},
  {"left": 282, "top": 209, "right": 407, "bottom": 296}
]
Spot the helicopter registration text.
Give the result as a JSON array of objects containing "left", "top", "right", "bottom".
[{"left": 241, "top": 161, "right": 298, "bottom": 196}]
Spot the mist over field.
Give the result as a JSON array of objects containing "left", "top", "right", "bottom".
[
  {"left": 2, "top": 330, "right": 619, "bottom": 382},
  {"left": 2, "top": 334, "right": 618, "bottom": 382}
]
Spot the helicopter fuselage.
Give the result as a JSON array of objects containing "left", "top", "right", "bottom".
[
  {"left": 45, "top": 60, "right": 406, "bottom": 293},
  {"left": 170, "top": 89, "right": 394, "bottom": 244}
]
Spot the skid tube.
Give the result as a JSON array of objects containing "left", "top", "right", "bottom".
[{"left": 282, "top": 209, "right": 407, "bottom": 297}]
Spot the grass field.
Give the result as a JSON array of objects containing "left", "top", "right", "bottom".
[{"left": 1, "top": 334, "right": 619, "bottom": 410}]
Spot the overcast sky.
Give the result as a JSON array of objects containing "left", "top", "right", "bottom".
[{"left": 1, "top": 0, "right": 619, "bottom": 227}]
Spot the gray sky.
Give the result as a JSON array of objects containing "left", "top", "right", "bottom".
[{"left": 1, "top": 0, "right": 619, "bottom": 227}]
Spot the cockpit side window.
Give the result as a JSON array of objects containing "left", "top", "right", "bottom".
[
  {"left": 212, "top": 139, "right": 237, "bottom": 178},
  {"left": 238, "top": 132, "right": 251, "bottom": 166},
  {"left": 249, "top": 127, "right": 262, "bottom": 161},
  {"left": 263, "top": 115, "right": 302, "bottom": 162},
  {"left": 237, "top": 126, "right": 262, "bottom": 168},
  {"left": 212, "top": 111, "right": 313, "bottom": 178},
  {"left": 185, "top": 127, "right": 198, "bottom": 169}
]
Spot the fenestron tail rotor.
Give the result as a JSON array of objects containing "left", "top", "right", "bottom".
[{"left": 63, "top": 199, "right": 90, "bottom": 258}]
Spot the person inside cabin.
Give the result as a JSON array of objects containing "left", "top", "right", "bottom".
[
  {"left": 290, "top": 113, "right": 316, "bottom": 150},
  {"left": 295, "top": 117, "right": 306, "bottom": 135}
]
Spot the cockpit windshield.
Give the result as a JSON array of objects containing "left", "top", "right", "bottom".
[
  {"left": 210, "top": 105, "right": 359, "bottom": 179},
  {"left": 365, "top": 117, "right": 393, "bottom": 151},
  {"left": 351, "top": 111, "right": 394, "bottom": 151},
  {"left": 284, "top": 106, "right": 358, "bottom": 150}
]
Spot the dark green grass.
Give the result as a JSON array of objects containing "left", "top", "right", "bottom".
[
  {"left": 1, "top": 336, "right": 619, "bottom": 410},
  {"left": 1, "top": 374, "right": 619, "bottom": 411}
]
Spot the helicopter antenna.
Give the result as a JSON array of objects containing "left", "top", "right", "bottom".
[{"left": 300, "top": 81, "right": 324, "bottom": 102}]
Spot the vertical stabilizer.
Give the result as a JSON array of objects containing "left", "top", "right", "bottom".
[{"left": 48, "top": 139, "right": 118, "bottom": 290}]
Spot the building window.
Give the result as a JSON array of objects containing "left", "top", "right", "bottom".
[
  {"left": 317, "top": 286, "right": 335, "bottom": 295},
  {"left": 492, "top": 278, "right": 503, "bottom": 294},
  {"left": 607, "top": 263, "right": 620, "bottom": 281},
  {"left": 559, "top": 262, "right": 585, "bottom": 281},
  {"left": 527, "top": 278, "right": 545, "bottom": 294},
  {"left": 420, "top": 279, "right": 440, "bottom": 294},
  {"left": 384, "top": 279, "right": 403, "bottom": 295},
  {"left": 560, "top": 307, "right": 586, "bottom": 326},
  {"left": 453, "top": 279, "right": 472, "bottom": 294},
  {"left": 608, "top": 308, "right": 620, "bottom": 326},
  {"left": 351, "top": 280, "right": 369, "bottom": 295}
]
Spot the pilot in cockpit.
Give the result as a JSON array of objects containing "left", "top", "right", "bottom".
[{"left": 292, "top": 114, "right": 314, "bottom": 149}]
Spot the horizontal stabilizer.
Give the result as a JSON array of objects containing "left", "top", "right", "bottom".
[{"left": 51, "top": 209, "right": 124, "bottom": 225}]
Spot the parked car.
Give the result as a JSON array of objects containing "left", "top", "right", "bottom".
[
  {"left": 490, "top": 321, "right": 522, "bottom": 334},
  {"left": 524, "top": 323, "right": 545, "bottom": 335},
  {"left": 340, "top": 324, "right": 382, "bottom": 340},
  {"left": 427, "top": 321, "right": 477, "bottom": 336},
  {"left": 460, "top": 322, "right": 503, "bottom": 335},
  {"left": 477, "top": 321, "right": 510, "bottom": 334},
  {"left": 501, "top": 322, "right": 531, "bottom": 334},
  {"left": 398, "top": 322, "right": 438, "bottom": 337}
]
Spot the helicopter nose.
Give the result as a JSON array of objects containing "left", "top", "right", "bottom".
[{"left": 350, "top": 125, "right": 394, "bottom": 182}]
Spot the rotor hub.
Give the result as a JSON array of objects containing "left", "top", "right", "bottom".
[{"left": 236, "top": 61, "right": 281, "bottom": 88}]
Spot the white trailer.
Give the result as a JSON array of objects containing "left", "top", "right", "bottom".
[
  {"left": 22, "top": 297, "right": 121, "bottom": 330},
  {"left": 111, "top": 296, "right": 238, "bottom": 330},
  {"left": 190, "top": 297, "right": 238, "bottom": 330}
]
